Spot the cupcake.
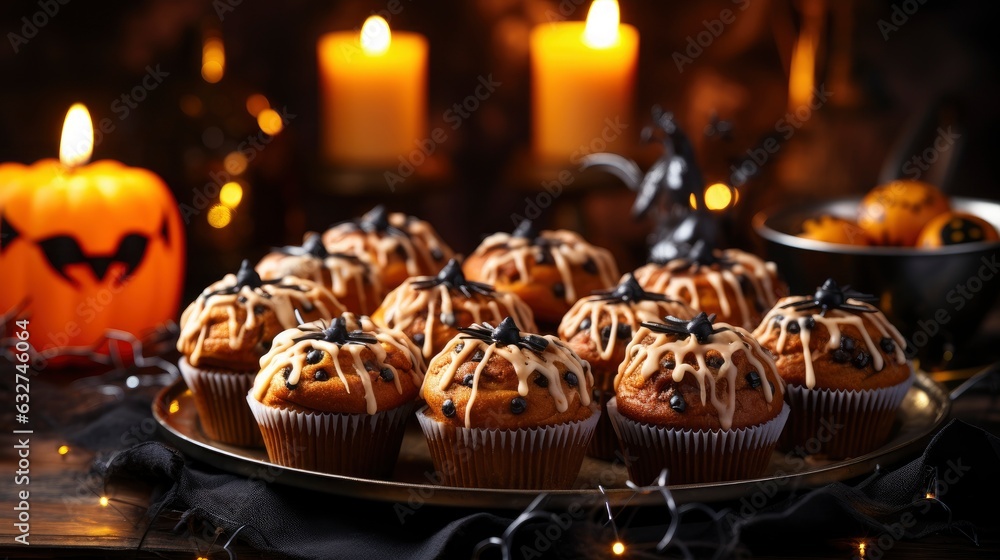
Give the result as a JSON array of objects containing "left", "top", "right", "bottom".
[
  {"left": 176, "top": 260, "right": 345, "bottom": 446},
  {"left": 256, "top": 232, "right": 383, "bottom": 315},
  {"left": 418, "top": 317, "right": 599, "bottom": 489},
  {"left": 753, "top": 279, "right": 912, "bottom": 458},
  {"left": 633, "top": 241, "right": 785, "bottom": 330},
  {"left": 610, "top": 312, "right": 788, "bottom": 484},
  {"left": 247, "top": 313, "right": 425, "bottom": 476},
  {"left": 558, "top": 273, "right": 696, "bottom": 460},
  {"left": 322, "top": 205, "right": 454, "bottom": 291},
  {"left": 463, "top": 220, "right": 619, "bottom": 326},
  {"left": 371, "top": 259, "right": 537, "bottom": 361}
]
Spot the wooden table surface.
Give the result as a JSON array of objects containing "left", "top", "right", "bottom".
[{"left": 1, "top": 363, "right": 998, "bottom": 559}]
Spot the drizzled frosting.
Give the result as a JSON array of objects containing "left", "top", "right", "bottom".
[
  {"left": 558, "top": 273, "right": 694, "bottom": 362},
  {"left": 465, "top": 221, "right": 619, "bottom": 304},
  {"left": 633, "top": 248, "right": 780, "bottom": 329},
  {"left": 428, "top": 318, "right": 594, "bottom": 429},
  {"left": 256, "top": 233, "right": 383, "bottom": 314},
  {"left": 322, "top": 205, "right": 452, "bottom": 280},
  {"left": 252, "top": 313, "right": 425, "bottom": 415},
  {"left": 753, "top": 281, "right": 907, "bottom": 390},
  {"left": 615, "top": 313, "right": 780, "bottom": 430},
  {"left": 177, "top": 261, "right": 343, "bottom": 366},
  {"left": 375, "top": 260, "right": 537, "bottom": 359}
]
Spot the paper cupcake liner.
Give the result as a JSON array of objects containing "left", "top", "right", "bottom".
[
  {"left": 247, "top": 396, "right": 413, "bottom": 477},
  {"left": 416, "top": 405, "right": 600, "bottom": 489},
  {"left": 607, "top": 398, "right": 790, "bottom": 485},
  {"left": 179, "top": 358, "right": 263, "bottom": 447},
  {"left": 778, "top": 371, "right": 914, "bottom": 459},
  {"left": 588, "top": 391, "right": 620, "bottom": 461}
]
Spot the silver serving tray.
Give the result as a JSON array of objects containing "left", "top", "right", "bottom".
[{"left": 153, "top": 371, "right": 950, "bottom": 509}]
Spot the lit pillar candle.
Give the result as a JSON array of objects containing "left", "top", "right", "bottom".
[
  {"left": 318, "top": 16, "right": 428, "bottom": 166},
  {"left": 530, "top": 0, "right": 639, "bottom": 163},
  {"left": 0, "top": 104, "right": 185, "bottom": 362}
]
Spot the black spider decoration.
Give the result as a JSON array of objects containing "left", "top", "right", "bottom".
[
  {"left": 330, "top": 205, "right": 409, "bottom": 238},
  {"left": 272, "top": 233, "right": 365, "bottom": 264},
  {"left": 291, "top": 316, "right": 377, "bottom": 346},
  {"left": 410, "top": 259, "right": 496, "bottom": 297},
  {"left": 511, "top": 219, "right": 538, "bottom": 241},
  {"left": 458, "top": 317, "right": 549, "bottom": 352},
  {"left": 640, "top": 312, "right": 730, "bottom": 344},
  {"left": 589, "top": 273, "right": 671, "bottom": 304},
  {"left": 780, "top": 279, "right": 877, "bottom": 316},
  {"left": 203, "top": 259, "right": 299, "bottom": 299}
]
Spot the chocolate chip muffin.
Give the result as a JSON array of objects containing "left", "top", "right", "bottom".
[
  {"left": 372, "top": 259, "right": 537, "bottom": 361},
  {"left": 417, "top": 317, "right": 599, "bottom": 488},
  {"left": 256, "top": 232, "right": 384, "bottom": 315},
  {"left": 462, "top": 220, "right": 619, "bottom": 327},
  {"left": 322, "top": 205, "right": 453, "bottom": 291},
  {"left": 610, "top": 312, "right": 788, "bottom": 484},
  {"left": 558, "top": 273, "right": 695, "bottom": 459},
  {"left": 633, "top": 246, "right": 785, "bottom": 330},
  {"left": 753, "top": 279, "right": 912, "bottom": 458},
  {"left": 248, "top": 313, "right": 425, "bottom": 476},
  {"left": 176, "top": 260, "right": 345, "bottom": 446}
]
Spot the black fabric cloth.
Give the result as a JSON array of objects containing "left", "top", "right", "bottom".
[{"left": 96, "top": 418, "right": 1000, "bottom": 560}]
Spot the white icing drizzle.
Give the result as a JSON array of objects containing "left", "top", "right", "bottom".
[
  {"left": 252, "top": 314, "right": 425, "bottom": 415},
  {"left": 615, "top": 323, "right": 780, "bottom": 431},
  {"left": 323, "top": 212, "right": 452, "bottom": 278},
  {"left": 376, "top": 281, "right": 537, "bottom": 359},
  {"left": 177, "top": 275, "right": 341, "bottom": 365},
  {"left": 435, "top": 333, "right": 594, "bottom": 429},
  {"left": 467, "top": 230, "right": 618, "bottom": 303},
  {"left": 257, "top": 251, "right": 382, "bottom": 314},
  {"left": 753, "top": 297, "right": 908, "bottom": 390},
  {"left": 558, "top": 297, "right": 694, "bottom": 361},
  {"left": 633, "top": 249, "right": 779, "bottom": 329}
]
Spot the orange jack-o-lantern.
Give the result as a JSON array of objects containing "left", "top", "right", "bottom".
[
  {"left": 857, "top": 180, "right": 950, "bottom": 246},
  {"left": 916, "top": 211, "right": 1000, "bottom": 248},
  {"left": 799, "top": 215, "right": 872, "bottom": 246},
  {"left": 0, "top": 105, "right": 185, "bottom": 363}
]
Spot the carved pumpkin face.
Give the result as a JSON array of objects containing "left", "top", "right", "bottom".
[
  {"left": 917, "top": 211, "right": 1000, "bottom": 248},
  {"left": 0, "top": 159, "right": 185, "bottom": 362}
]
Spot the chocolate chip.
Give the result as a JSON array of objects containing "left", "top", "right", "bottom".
[
  {"left": 660, "top": 359, "right": 676, "bottom": 370},
  {"left": 832, "top": 349, "right": 851, "bottom": 363},
  {"left": 616, "top": 323, "right": 632, "bottom": 340},
  {"left": 564, "top": 372, "right": 579, "bottom": 387},
  {"left": 301, "top": 302, "right": 315, "bottom": 313},
  {"left": 803, "top": 317, "right": 816, "bottom": 330},
  {"left": 462, "top": 374, "right": 474, "bottom": 387},
  {"left": 579, "top": 318, "right": 592, "bottom": 331},
  {"left": 306, "top": 349, "right": 324, "bottom": 365},
  {"left": 454, "top": 342, "right": 465, "bottom": 354},
  {"left": 430, "top": 247, "right": 444, "bottom": 261},
  {"left": 510, "top": 397, "right": 527, "bottom": 415},
  {"left": 600, "top": 326, "right": 612, "bottom": 342},
  {"left": 237, "top": 295, "right": 248, "bottom": 304},
  {"left": 313, "top": 369, "right": 329, "bottom": 381},
  {"left": 412, "top": 333, "right": 425, "bottom": 347},
  {"left": 582, "top": 258, "right": 598, "bottom": 275},
  {"left": 536, "top": 249, "right": 554, "bottom": 265},
  {"left": 772, "top": 315, "right": 784, "bottom": 327},
  {"left": 533, "top": 373, "right": 549, "bottom": 388},
  {"left": 260, "top": 339, "right": 272, "bottom": 352},
  {"left": 380, "top": 368, "right": 394, "bottom": 382},
  {"left": 471, "top": 349, "right": 485, "bottom": 362},
  {"left": 253, "top": 305, "right": 267, "bottom": 315},
  {"left": 440, "top": 312, "right": 456, "bottom": 327},
  {"left": 669, "top": 393, "right": 686, "bottom": 413},
  {"left": 394, "top": 244, "right": 408, "bottom": 259},
  {"left": 442, "top": 399, "right": 456, "bottom": 417},
  {"left": 552, "top": 283, "right": 566, "bottom": 299},
  {"left": 707, "top": 355, "right": 724, "bottom": 369},
  {"left": 853, "top": 351, "right": 871, "bottom": 369},
  {"left": 841, "top": 337, "right": 856, "bottom": 352},
  {"left": 786, "top": 321, "right": 801, "bottom": 334},
  {"left": 880, "top": 337, "right": 896, "bottom": 353},
  {"left": 363, "top": 360, "right": 377, "bottom": 372},
  {"left": 745, "top": 371, "right": 761, "bottom": 388},
  {"left": 282, "top": 366, "right": 296, "bottom": 390}
]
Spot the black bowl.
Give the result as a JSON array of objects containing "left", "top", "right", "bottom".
[{"left": 753, "top": 197, "right": 1000, "bottom": 364}]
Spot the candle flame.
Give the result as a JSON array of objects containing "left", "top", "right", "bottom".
[
  {"left": 60, "top": 103, "right": 94, "bottom": 168},
  {"left": 361, "top": 16, "right": 391, "bottom": 55},
  {"left": 583, "top": 0, "right": 620, "bottom": 49},
  {"left": 858, "top": 541, "right": 867, "bottom": 558},
  {"left": 788, "top": 20, "right": 817, "bottom": 110}
]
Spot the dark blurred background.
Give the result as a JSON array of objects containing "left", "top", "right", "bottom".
[{"left": 2, "top": 0, "right": 998, "bottom": 302}]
